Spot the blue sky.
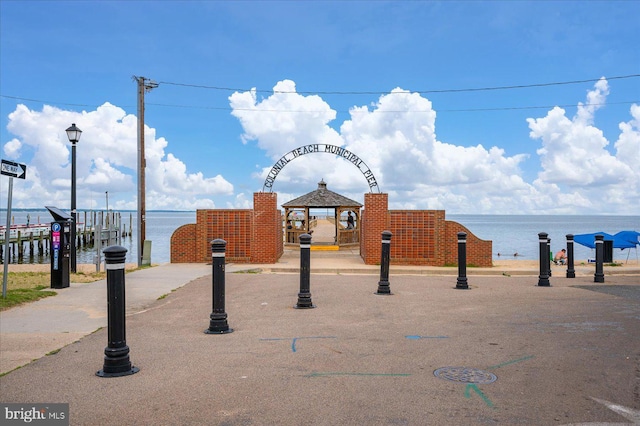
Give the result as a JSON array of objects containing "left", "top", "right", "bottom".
[{"left": 1, "top": 0, "right": 639, "bottom": 214}]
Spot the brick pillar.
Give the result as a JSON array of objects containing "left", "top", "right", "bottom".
[
  {"left": 434, "top": 210, "right": 446, "bottom": 266},
  {"left": 252, "top": 192, "right": 281, "bottom": 263},
  {"left": 361, "top": 193, "right": 389, "bottom": 265}
]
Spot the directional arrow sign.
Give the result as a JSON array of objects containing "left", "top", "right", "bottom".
[{"left": 1, "top": 159, "right": 27, "bottom": 179}]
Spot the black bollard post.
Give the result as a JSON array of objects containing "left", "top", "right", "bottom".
[
  {"left": 594, "top": 234, "right": 605, "bottom": 283},
  {"left": 376, "top": 231, "right": 393, "bottom": 295},
  {"left": 566, "top": 234, "right": 575, "bottom": 278},
  {"left": 547, "top": 237, "right": 552, "bottom": 277},
  {"left": 295, "top": 233, "right": 315, "bottom": 309},
  {"left": 456, "top": 232, "right": 469, "bottom": 290},
  {"left": 96, "top": 246, "right": 139, "bottom": 377},
  {"left": 205, "top": 239, "right": 233, "bottom": 334},
  {"left": 537, "top": 232, "right": 550, "bottom": 287}
]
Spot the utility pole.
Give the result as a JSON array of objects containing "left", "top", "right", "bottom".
[{"left": 133, "top": 76, "right": 158, "bottom": 267}]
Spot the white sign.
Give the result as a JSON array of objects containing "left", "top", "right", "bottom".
[{"left": 1, "top": 159, "right": 27, "bottom": 179}]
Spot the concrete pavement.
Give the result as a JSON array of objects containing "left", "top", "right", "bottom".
[
  {"left": 1, "top": 250, "right": 638, "bottom": 375},
  {"left": 241, "top": 247, "right": 640, "bottom": 277},
  {"left": 1, "top": 250, "right": 639, "bottom": 425},
  {"left": 0, "top": 263, "right": 211, "bottom": 375}
]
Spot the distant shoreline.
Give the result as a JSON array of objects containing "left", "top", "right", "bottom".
[
  {"left": 1, "top": 208, "right": 195, "bottom": 213},
  {"left": 1, "top": 209, "right": 639, "bottom": 217}
]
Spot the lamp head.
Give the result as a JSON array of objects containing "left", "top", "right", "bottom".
[{"left": 65, "top": 123, "right": 82, "bottom": 144}]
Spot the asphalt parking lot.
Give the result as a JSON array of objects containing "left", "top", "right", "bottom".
[{"left": 1, "top": 269, "right": 639, "bottom": 425}]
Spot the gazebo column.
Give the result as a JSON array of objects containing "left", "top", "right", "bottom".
[
  {"left": 336, "top": 208, "right": 341, "bottom": 243},
  {"left": 285, "top": 208, "right": 291, "bottom": 243},
  {"left": 305, "top": 207, "right": 310, "bottom": 233}
]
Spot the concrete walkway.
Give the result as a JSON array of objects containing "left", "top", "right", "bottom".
[
  {"left": 310, "top": 218, "right": 336, "bottom": 243},
  {"left": 1, "top": 252, "right": 639, "bottom": 425},
  {"left": 246, "top": 248, "right": 640, "bottom": 277},
  {"left": 2, "top": 251, "right": 639, "bottom": 375},
  {"left": 0, "top": 263, "right": 210, "bottom": 374}
]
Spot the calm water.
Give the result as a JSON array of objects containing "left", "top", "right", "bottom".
[
  {"left": 449, "top": 214, "right": 640, "bottom": 262},
  {"left": 2, "top": 210, "right": 639, "bottom": 264},
  {"left": 2, "top": 210, "right": 195, "bottom": 265}
]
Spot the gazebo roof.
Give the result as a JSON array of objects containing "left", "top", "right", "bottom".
[{"left": 282, "top": 180, "right": 363, "bottom": 208}]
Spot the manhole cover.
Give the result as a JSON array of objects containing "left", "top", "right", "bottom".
[{"left": 434, "top": 367, "right": 497, "bottom": 384}]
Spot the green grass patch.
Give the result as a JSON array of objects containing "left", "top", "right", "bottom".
[
  {"left": 0, "top": 287, "right": 57, "bottom": 310},
  {"left": 0, "top": 266, "right": 142, "bottom": 311},
  {"left": 0, "top": 271, "right": 57, "bottom": 311},
  {"left": 233, "top": 268, "right": 262, "bottom": 274}
]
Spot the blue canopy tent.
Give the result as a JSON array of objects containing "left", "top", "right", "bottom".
[
  {"left": 573, "top": 231, "right": 640, "bottom": 263},
  {"left": 614, "top": 231, "right": 640, "bottom": 247}
]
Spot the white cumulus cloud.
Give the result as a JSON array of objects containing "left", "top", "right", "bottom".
[
  {"left": 3, "top": 78, "right": 637, "bottom": 215},
  {"left": 230, "top": 78, "right": 639, "bottom": 214},
  {"left": 529, "top": 78, "right": 634, "bottom": 187},
  {"left": 527, "top": 78, "right": 639, "bottom": 212},
  {"left": 3, "top": 102, "right": 233, "bottom": 210}
]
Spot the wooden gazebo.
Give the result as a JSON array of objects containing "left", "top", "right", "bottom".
[{"left": 282, "top": 180, "right": 362, "bottom": 246}]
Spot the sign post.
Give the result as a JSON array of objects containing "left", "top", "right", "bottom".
[{"left": 1, "top": 160, "right": 27, "bottom": 298}]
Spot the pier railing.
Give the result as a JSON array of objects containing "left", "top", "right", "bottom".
[{"left": 0, "top": 210, "right": 130, "bottom": 264}]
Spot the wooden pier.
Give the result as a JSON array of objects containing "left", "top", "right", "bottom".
[{"left": 0, "top": 211, "right": 131, "bottom": 263}]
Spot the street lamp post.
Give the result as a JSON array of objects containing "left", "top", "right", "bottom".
[{"left": 66, "top": 123, "right": 82, "bottom": 273}]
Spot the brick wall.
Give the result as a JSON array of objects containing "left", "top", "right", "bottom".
[
  {"left": 251, "top": 192, "right": 282, "bottom": 263},
  {"left": 360, "top": 193, "right": 389, "bottom": 264},
  {"left": 196, "top": 210, "right": 209, "bottom": 262},
  {"left": 170, "top": 209, "right": 252, "bottom": 263},
  {"left": 170, "top": 223, "right": 197, "bottom": 263},
  {"left": 171, "top": 191, "right": 491, "bottom": 267},
  {"left": 357, "top": 193, "right": 491, "bottom": 266},
  {"left": 204, "top": 209, "right": 253, "bottom": 262},
  {"left": 389, "top": 210, "right": 446, "bottom": 265},
  {"left": 444, "top": 220, "right": 493, "bottom": 267}
]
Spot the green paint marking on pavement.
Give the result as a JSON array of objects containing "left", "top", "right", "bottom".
[
  {"left": 486, "top": 355, "right": 534, "bottom": 370},
  {"left": 465, "top": 383, "right": 495, "bottom": 408},
  {"left": 460, "top": 355, "right": 533, "bottom": 409},
  {"left": 306, "top": 372, "right": 411, "bottom": 378}
]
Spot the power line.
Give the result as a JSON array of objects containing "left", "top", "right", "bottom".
[
  {"left": 428, "top": 101, "right": 640, "bottom": 113},
  {"left": 144, "top": 100, "right": 638, "bottom": 113},
  {"left": 0, "top": 95, "right": 106, "bottom": 108},
  {"left": 158, "top": 74, "right": 640, "bottom": 95},
  {"left": 2, "top": 94, "right": 638, "bottom": 114}
]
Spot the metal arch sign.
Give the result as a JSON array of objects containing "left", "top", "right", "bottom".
[{"left": 262, "top": 144, "right": 380, "bottom": 192}]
